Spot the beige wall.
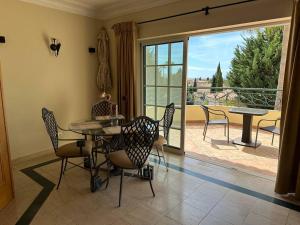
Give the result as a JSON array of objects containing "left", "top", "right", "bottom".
[
  {"left": 102, "top": 0, "right": 292, "bottom": 114},
  {"left": 0, "top": 0, "right": 101, "bottom": 159}
]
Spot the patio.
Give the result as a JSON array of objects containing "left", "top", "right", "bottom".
[{"left": 184, "top": 122, "right": 279, "bottom": 178}]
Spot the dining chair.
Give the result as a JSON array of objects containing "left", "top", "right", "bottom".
[
  {"left": 200, "top": 105, "right": 229, "bottom": 143},
  {"left": 255, "top": 117, "right": 281, "bottom": 148},
  {"left": 91, "top": 99, "right": 115, "bottom": 164},
  {"left": 91, "top": 99, "right": 114, "bottom": 119},
  {"left": 42, "top": 108, "right": 93, "bottom": 189},
  {"left": 105, "top": 116, "right": 159, "bottom": 207},
  {"left": 152, "top": 103, "right": 175, "bottom": 171}
]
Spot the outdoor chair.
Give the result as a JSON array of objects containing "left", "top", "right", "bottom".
[
  {"left": 41, "top": 108, "right": 93, "bottom": 189},
  {"left": 152, "top": 103, "right": 175, "bottom": 171},
  {"left": 200, "top": 105, "right": 229, "bottom": 143},
  {"left": 105, "top": 116, "right": 159, "bottom": 207},
  {"left": 255, "top": 117, "right": 281, "bottom": 148}
]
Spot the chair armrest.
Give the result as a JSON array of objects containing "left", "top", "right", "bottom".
[
  {"left": 256, "top": 118, "right": 279, "bottom": 128},
  {"left": 207, "top": 108, "right": 228, "bottom": 119}
]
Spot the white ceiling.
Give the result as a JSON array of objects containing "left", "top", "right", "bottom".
[{"left": 20, "top": 0, "right": 182, "bottom": 20}]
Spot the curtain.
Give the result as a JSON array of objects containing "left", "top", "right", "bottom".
[
  {"left": 112, "top": 22, "right": 136, "bottom": 121},
  {"left": 275, "top": 0, "right": 300, "bottom": 198}
]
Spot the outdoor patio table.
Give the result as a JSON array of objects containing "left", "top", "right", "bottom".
[{"left": 229, "top": 107, "right": 268, "bottom": 147}]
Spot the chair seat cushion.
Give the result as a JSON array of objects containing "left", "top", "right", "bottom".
[
  {"left": 260, "top": 126, "right": 280, "bottom": 135},
  {"left": 208, "top": 119, "right": 228, "bottom": 125},
  {"left": 56, "top": 141, "right": 92, "bottom": 158},
  {"left": 109, "top": 150, "right": 135, "bottom": 169},
  {"left": 153, "top": 135, "right": 167, "bottom": 147}
]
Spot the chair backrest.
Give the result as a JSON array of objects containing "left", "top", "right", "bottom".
[
  {"left": 162, "top": 103, "right": 175, "bottom": 139},
  {"left": 199, "top": 104, "right": 209, "bottom": 122},
  {"left": 91, "top": 100, "right": 113, "bottom": 118},
  {"left": 41, "top": 108, "right": 58, "bottom": 151},
  {"left": 121, "top": 116, "right": 159, "bottom": 168}
]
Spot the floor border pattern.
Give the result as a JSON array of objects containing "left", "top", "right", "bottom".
[{"left": 16, "top": 157, "right": 300, "bottom": 225}]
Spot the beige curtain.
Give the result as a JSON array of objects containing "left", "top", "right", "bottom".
[
  {"left": 275, "top": 0, "right": 300, "bottom": 198},
  {"left": 112, "top": 22, "right": 136, "bottom": 121}
]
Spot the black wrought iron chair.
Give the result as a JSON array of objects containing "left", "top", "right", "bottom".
[
  {"left": 41, "top": 108, "right": 93, "bottom": 189},
  {"left": 91, "top": 99, "right": 115, "bottom": 163},
  {"left": 255, "top": 117, "right": 281, "bottom": 148},
  {"left": 105, "top": 116, "right": 159, "bottom": 207},
  {"left": 152, "top": 103, "right": 175, "bottom": 171},
  {"left": 91, "top": 99, "right": 114, "bottom": 119},
  {"left": 200, "top": 105, "right": 229, "bottom": 143}
]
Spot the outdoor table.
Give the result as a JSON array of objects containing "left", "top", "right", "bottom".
[
  {"left": 229, "top": 107, "right": 268, "bottom": 147},
  {"left": 69, "top": 115, "right": 124, "bottom": 192}
]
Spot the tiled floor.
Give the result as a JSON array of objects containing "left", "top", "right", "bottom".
[
  {"left": 1, "top": 151, "right": 300, "bottom": 225},
  {"left": 185, "top": 122, "right": 279, "bottom": 177}
]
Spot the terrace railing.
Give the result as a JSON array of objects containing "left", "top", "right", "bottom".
[{"left": 187, "top": 87, "right": 283, "bottom": 110}]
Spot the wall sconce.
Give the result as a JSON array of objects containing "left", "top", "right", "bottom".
[
  {"left": 0, "top": 36, "right": 5, "bottom": 44},
  {"left": 50, "top": 38, "right": 61, "bottom": 56}
]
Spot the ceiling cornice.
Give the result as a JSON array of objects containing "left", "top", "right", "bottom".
[
  {"left": 19, "top": 0, "right": 98, "bottom": 18},
  {"left": 96, "top": 0, "right": 182, "bottom": 20},
  {"left": 19, "top": 0, "right": 182, "bottom": 21}
]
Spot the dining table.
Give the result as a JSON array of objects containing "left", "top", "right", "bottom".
[
  {"left": 69, "top": 114, "right": 125, "bottom": 192},
  {"left": 229, "top": 107, "right": 268, "bottom": 147}
]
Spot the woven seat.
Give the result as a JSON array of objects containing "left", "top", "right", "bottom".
[{"left": 261, "top": 126, "right": 280, "bottom": 135}]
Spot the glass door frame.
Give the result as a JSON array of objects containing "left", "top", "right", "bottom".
[{"left": 140, "top": 37, "right": 188, "bottom": 153}]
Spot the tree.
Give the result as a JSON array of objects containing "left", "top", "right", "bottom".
[
  {"left": 214, "top": 62, "right": 223, "bottom": 91},
  {"left": 211, "top": 75, "right": 217, "bottom": 93},
  {"left": 199, "top": 77, "right": 202, "bottom": 80},
  {"left": 193, "top": 78, "right": 197, "bottom": 89},
  {"left": 207, "top": 77, "right": 210, "bottom": 81},
  {"left": 227, "top": 27, "right": 283, "bottom": 108}
]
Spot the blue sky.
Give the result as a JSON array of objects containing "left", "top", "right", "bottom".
[{"left": 188, "top": 30, "right": 253, "bottom": 79}]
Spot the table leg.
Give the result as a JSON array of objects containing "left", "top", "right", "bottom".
[
  {"left": 233, "top": 114, "right": 261, "bottom": 147},
  {"left": 242, "top": 114, "right": 252, "bottom": 143}
]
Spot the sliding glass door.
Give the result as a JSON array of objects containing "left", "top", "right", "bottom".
[{"left": 143, "top": 40, "right": 187, "bottom": 151}]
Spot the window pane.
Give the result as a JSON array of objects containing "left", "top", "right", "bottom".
[
  {"left": 172, "top": 108, "right": 181, "bottom": 128},
  {"left": 156, "top": 66, "right": 168, "bottom": 86},
  {"left": 156, "top": 87, "right": 168, "bottom": 106},
  {"left": 146, "top": 46, "right": 155, "bottom": 65},
  {"left": 146, "top": 66, "right": 155, "bottom": 85},
  {"left": 170, "top": 88, "right": 182, "bottom": 106},
  {"left": 146, "top": 87, "right": 155, "bottom": 105},
  {"left": 157, "top": 44, "right": 168, "bottom": 65},
  {"left": 156, "top": 107, "right": 165, "bottom": 121},
  {"left": 169, "top": 129, "right": 180, "bottom": 148},
  {"left": 170, "top": 66, "right": 183, "bottom": 86},
  {"left": 145, "top": 106, "right": 155, "bottom": 120},
  {"left": 171, "top": 42, "right": 183, "bottom": 64}
]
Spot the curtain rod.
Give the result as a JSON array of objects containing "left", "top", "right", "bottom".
[{"left": 137, "top": 0, "right": 256, "bottom": 25}]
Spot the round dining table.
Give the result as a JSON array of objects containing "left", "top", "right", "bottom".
[
  {"left": 229, "top": 107, "right": 268, "bottom": 147},
  {"left": 69, "top": 114, "right": 124, "bottom": 192}
]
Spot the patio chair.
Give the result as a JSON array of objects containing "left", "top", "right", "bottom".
[
  {"left": 152, "top": 103, "right": 175, "bottom": 171},
  {"left": 200, "top": 105, "right": 229, "bottom": 143},
  {"left": 41, "top": 108, "right": 93, "bottom": 189},
  {"left": 106, "top": 116, "right": 159, "bottom": 207},
  {"left": 255, "top": 117, "right": 281, "bottom": 148}
]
